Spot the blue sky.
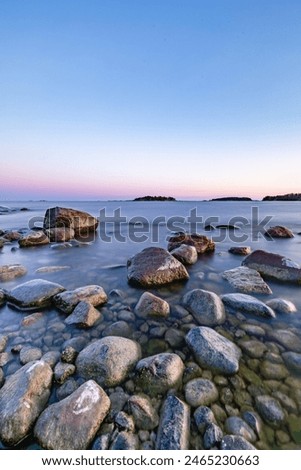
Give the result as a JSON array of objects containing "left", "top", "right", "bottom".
[{"left": 1, "top": 0, "right": 301, "bottom": 200}]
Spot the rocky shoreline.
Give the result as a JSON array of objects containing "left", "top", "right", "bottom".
[{"left": 0, "top": 207, "right": 301, "bottom": 450}]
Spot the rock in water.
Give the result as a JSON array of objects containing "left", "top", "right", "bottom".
[
  {"left": 265, "top": 225, "right": 294, "bottom": 238},
  {"left": 221, "top": 293, "right": 275, "bottom": 318},
  {"left": 282, "top": 352, "right": 301, "bottom": 373},
  {"left": 134, "top": 292, "right": 170, "bottom": 319},
  {"left": 76, "top": 336, "right": 141, "bottom": 387},
  {"left": 18, "top": 231, "right": 50, "bottom": 247},
  {"left": 186, "top": 327, "right": 241, "bottom": 375},
  {"left": 7, "top": 279, "right": 65, "bottom": 310},
  {"left": 242, "top": 250, "right": 301, "bottom": 283},
  {"left": 156, "top": 395, "right": 190, "bottom": 449},
  {"left": 182, "top": 289, "right": 226, "bottom": 326},
  {"left": 0, "top": 289, "right": 6, "bottom": 306},
  {"left": 266, "top": 329, "right": 301, "bottom": 353},
  {"left": 255, "top": 395, "right": 285, "bottom": 429},
  {"left": 167, "top": 233, "right": 215, "bottom": 254},
  {"left": 229, "top": 246, "right": 251, "bottom": 256},
  {"left": 128, "top": 395, "right": 159, "bottom": 430},
  {"left": 54, "top": 285, "right": 107, "bottom": 314},
  {"left": 170, "top": 244, "right": 198, "bottom": 265},
  {"left": 0, "top": 361, "right": 53, "bottom": 446},
  {"left": 65, "top": 301, "right": 101, "bottom": 327},
  {"left": 127, "top": 247, "right": 189, "bottom": 287},
  {"left": 45, "top": 227, "right": 75, "bottom": 242},
  {"left": 44, "top": 206, "right": 98, "bottom": 236},
  {"left": 184, "top": 378, "right": 219, "bottom": 407},
  {"left": 34, "top": 380, "right": 110, "bottom": 449},
  {"left": 222, "top": 267, "right": 272, "bottom": 294},
  {"left": 0, "top": 264, "right": 27, "bottom": 282},
  {"left": 265, "top": 298, "right": 297, "bottom": 314},
  {"left": 220, "top": 435, "right": 256, "bottom": 450}
]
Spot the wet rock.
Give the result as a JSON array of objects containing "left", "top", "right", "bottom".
[
  {"left": 203, "top": 423, "right": 223, "bottom": 449},
  {"left": 282, "top": 352, "right": 301, "bottom": 373},
  {"left": 186, "top": 327, "right": 241, "bottom": 375},
  {"left": 34, "top": 380, "right": 110, "bottom": 449},
  {"left": 3, "top": 231, "right": 22, "bottom": 241},
  {"left": 115, "top": 411, "right": 135, "bottom": 432},
  {"left": 220, "top": 435, "right": 257, "bottom": 450},
  {"left": 0, "top": 264, "right": 27, "bottom": 282},
  {"left": 54, "top": 362, "right": 75, "bottom": 384},
  {"left": 165, "top": 328, "right": 185, "bottom": 348},
  {"left": 109, "top": 388, "right": 129, "bottom": 414},
  {"left": 184, "top": 378, "right": 218, "bottom": 407},
  {"left": 170, "top": 244, "right": 198, "bottom": 265},
  {"left": 222, "top": 267, "right": 272, "bottom": 294},
  {"left": 63, "top": 336, "right": 88, "bottom": 353},
  {"left": 102, "top": 321, "right": 132, "bottom": 338},
  {"left": 182, "top": 289, "right": 225, "bottom": 326},
  {"left": 288, "top": 415, "right": 301, "bottom": 444},
  {"left": 240, "top": 324, "right": 266, "bottom": 337},
  {"left": 76, "top": 336, "right": 141, "bottom": 387},
  {"left": 7, "top": 279, "right": 65, "bottom": 310},
  {"left": 242, "top": 250, "right": 301, "bottom": 283},
  {"left": 260, "top": 361, "right": 289, "bottom": 380},
  {"left": 0, "top": 335, "right": 8, "bottom": 353},
  {"left": 272, "top": 391, "right": 298, "bottom": 414},
  {"left": 134, "top": 292, "right": 170, "bottom": 319},
  {"left": 36, "top": 266, "right": 71, "bottom": 273},
  {"left": 0, "top": 352, "right": 9, "bottom": 366},
  {"left": 41, "top": 351, "right": 60, "bottom": 368},
  {"left": 44, "top": 206, "right": 98, "bottom": 236},
  {"left": 135, "top": 353, "right": 184, "bottom": 396},
  {"left": 229, "top": 246, "right": 252, "bottom": 256},
  {"left": 265, "top": 298, "right": 297, "bottom": 314},
  {"left": 61, "top": 346, "right": 78, "bottom": 364},
  {"left": 238, "top": 340, "right": 267, "bottom": 359},
  {"left": 0, "top": 367, "right": 4, "bottom": 387},
  {"left": 255, "top": 395, "right": 285, "bottom": 429},
  {"left": 0, "top": 361, "right": 53, "bottom": 446},
  {"left": 156, "top": 395, "right": 190, "bottom": 450},
  {"left": 18, "top": 231, "right": 50, "bottom": 247},
  {"left": 265, "top": 225, "right": 294, "bottom": 238},
  {"left": 45, "top": 227, "right": 75, "bottom": 242},
  {"left": 56, "top": 378, "right": 78, "bottom": 401},
  {"left": 54, "top": 285, "right": 107, "bottom": 314},
  {"left": 110, "top": 431, "right": 139, "bottom": 450},
  {"left": 20, "top": 346, "right": 42, "bottom": 365},
  {"left": 242, "top": 411, "right": 262, "bottom": 438},
  {"left": 127, "top": 247, "right": 189, "bottom": 287},
  {"left": 193, "top": 406, "right": 217, "bottom": 433},
  {"left": 225, "top": 417, "right": 257, "bottom": 443},
  {"left": 266, "top": 329, "right": 301, "bottom": 353},
  {"left": 65, "top": 301, "right": 101, "bottom": 328},
  {"left": 167, "top": 233, "right": 215, "bottom": 254},
  {"left": 21, "top": 312, "right": 44, "bottom": 327},
  {"left": 221, "top": 293, "right": 275, "bottom": 318},
  {"left": 128, "top": 395, "right": 159, "bottom": 431},
  {"left": 92, "top": 434, "right": 111, "bottom": 450},
  {"left": 0, "top": 289, "right": 6, "bottom": 305}
]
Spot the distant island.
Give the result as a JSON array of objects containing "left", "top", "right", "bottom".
[
  {"left": 263, "top": 193, "right": 301, "bottom": 201},
  {"left": 210, "top": 197, "right": 252, "bottom": 202},
  {"left": 133, "top": 196, "right": 176, "bottom": 201}
]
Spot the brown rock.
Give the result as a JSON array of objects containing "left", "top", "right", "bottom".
[
  {"left": 45, "top": 227, "right": 75, "bottom": 242},
  {"left": 242, "top": 250, "right": 301, "bottom": 283},
  {"left": 19, "top": 231, "right": 50, "bottom": 247},
  {"left": 265, "top": 226, "right": 294, "bottom": 238},
  {"left": 0, "top": 264, "right": 27, "bottom": 282},
  {"left": 44, "top": 206, "right": 98, "bottom": 236},
  {"left": 229, "top": 246, "right": 252, "bottom": 256},
  {"left": 168, "top": 233, "right": 215, "bottom": 254}
]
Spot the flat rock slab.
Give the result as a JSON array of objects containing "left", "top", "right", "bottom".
[
  {"left": 182, "top": 289, "right": 225, "bottom": 326},
  {"left": 221, "top": 293, "right": 275, "bottom": 318},
  {"left": 44, "top": 206, "right": 98, "bottom": 236},
  {"left": 0, "top": 264, "right": 27, "bottom": 282},
  {"left": 18, "top": 231, "right": 50, "bottom": 247},
  {"left": 127, "top": 247, "right": 189, "bottom": 287},
  {"left": 186, "top": 326, "right": 241, "bottom": 375},
  {"left": 54, "top": 285, "right": 107, "bottom": 314},
  {"left": 76, "top": 336, "right": 141, "bottom": 387},
  {"left": 65, "top": 301, "right": 101, "bottom": 327},
  {"left": 168, "top": 232, "right": 215, "bottom": 254},
  {"left": 34, "top": 380, "right": 110, "bottom": 450},
  {"left": 0, "top": 360, "right": 53, "bottom": 446},
  {"left": 7, "top": 279, "right": 65, "bottom": 310},
  {"left": 35, "top": 266, "right": 71, "bottom": 273},
  {"left": 222, "top": 267, "right": 272, "bottom": 294},
  {"left": 156, "top": 395, "right": 190, "bottom": 450},
  {"left": 242, "top": 250, "right": 301, "bottom": 283},
  {"left": 134, "top": 292, "right": 170, "bottom": 319}
]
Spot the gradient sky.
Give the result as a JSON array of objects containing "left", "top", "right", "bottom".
[{"left": 1, "top": 0, "right": 301, "bottom": 200}]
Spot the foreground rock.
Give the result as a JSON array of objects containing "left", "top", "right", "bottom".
[
  {"left": 54, "top": 285, "right": 107, "bottom": 314},
  {"left": 182, "top": 289, "right": 225, "bottom": 326},
  {"left": 44, "top": 206, "right": 98, "bottom": 236},
  {"left": 0, "top": 361, "right": 53, "bottom": 446},
  {"left": 135, "top": 353, "right": 184, "bottom": 396},
  {"left": 127, "top": 247, "right": 189, "bottom": 287},
  {"left": 242, "top": 250, "right": 301, "bottom": 283},
  {"left": 45, "top": 227, "right": 75, "bottom": 242},
  {"left": 222, "top": 267, "right": 272, "bottom": 294},
  {"left": 76, "top": 336, "right": 141, "bottom": 387},
  {"left": 185, "top": 378, "right": 218, "bottom": 407},
  {"left": 18, "top": 231, "right": 50, "bottom": 247},
  {"left": 170, "top": 244, "right": 198, "bottom": 265},
  {"left": 65, "top": 301, "right": 101, "bottom": 327},
  {"left": 34, "top": 380, "right": 110, "bottom": 449},
  {"left": 0, "top": 264, "right": 27, "bottom": 282},
  {"left": 221, "top": 293, "right": 275, "bottom": 318},
  {"left": 186, "top": 327, "right": 241, "bottom": 375},
  {"left": 167, "top": 233, "right": 215, "bottom": 254},
  {"left": 265, "top": 225, "right": 294, "bottom": 238},
  {"left": 156, "top": 395, "right": 190, "bottom": 449},
  {"left": 7, "top": 279, "right": 65, "bottom": 310},
  {"left": 134, "top": 292, "right": 170, "bottom": 319}
]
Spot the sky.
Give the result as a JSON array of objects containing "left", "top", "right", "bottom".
[{"left": 1, "top": 0, "right": 301, "bottom": 200}]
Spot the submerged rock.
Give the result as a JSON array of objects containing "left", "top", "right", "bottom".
[
  {"left": 18, "top": 231, "right": 50, "bottom": 247},
  {"left": 186, "top": 327, "right": 241, "bottom": 375},
  {"left": 110, "top": 431, "right": 139, "bottom": 450},
  {"left": 222, "top": 267, "right": 272, "bottom": 294},
  {"left": 266, "top": 329, "right": 301, "bottom": 353},
  {"left": 0, "top": 264, "right": 27, "bottom": 282},
  {"left": 170, "top": 244, "right": 198, "bottom": 265},
  {"left": 282, "top": 352, "right": 301, "bottom": 373},
  {"left": 255, "top": 395, "right": 285, "bottom": 429},
  {"left": 221, "top": 293, "right": 275, "bottom": 318},
  {"left": 134, "top": 292, "right": 170, "bottom": 319},
  {"left": 128, "top": 395, "right": 159, "bottom": 430},
  {"left": 54, "top": 285, "right": 107, "bottom": 314},
  {"left": 156, "top": 395, "right": 190, "bottom": 450},
  {"left": 44, "top": 206, "right": 98, "bottom": 236},
  {"left": 225, "top": 416, "right": 257, "bottom": 443},
  {"left": 242, "top": 250, "right": 301, "bottom": 283},
  {"left": 167, "top": 233, "right": 215, "bottom": 254},
  {"left": 184, "top": 378, "right": 218, "bottom": 407},
  {"left": 7, "top": 279, "right": 65, "bottom": 310},
  {"left": 127, "top": 247, "right": 189, "bottom": 287},
  {"left": 229, "top": 246, "right": 252, "bottom": 256},
  {"left": 182, "top": 289, "right": 226, "bottom": 326},
  {"left": 35, "top": 266, "right": 71, "bottom": 274},
  {"left": 265, "top": 298, "right": 297, "bottom": 314},
  {"left": 203, "top": 423, "right": 223, "bottom": 449},
  {"left": 34, "top": 380, "right": 110, "bottom": 449},
  {"left": 0, "top": 360, "right": 53, "bottom": 446},
  {"left": 265, "top": 225, "right": 294, "bottom": 239},
  {"left": 65, "top": 301, "right": 101, "bottom": 327},
  {"left": 220, "top": 435, "right": 257, "bottom": 450},
  {"left": 193, "top": 406, "right": 217, "bottom": 433}
]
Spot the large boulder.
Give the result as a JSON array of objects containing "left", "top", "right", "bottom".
[
  {"left": 34, "top": 380, "right": 110, "bottom": 449},
  {"left": 45, "top": 227, "right": 75, "bottom": 242},
  {"left": 18, "top": 231, "right": 50, "bottom": 247},
  {"left": 186, "top": 326, "right": 241, "bottom": 375},
  {"left": 222, "top": 267, "right": 272, "bottom": 294},
  {"left": 0, "top": 264, "right": 27, "bottom": 282},
  {"left": 76, "top": 336, "right": 141, "bottom": 387},
  {"left": 54, "top": 285, "right": 107, "bottom": 314},
  {"left": 44, "top": 206, "right": 98, "bottom": 236},
  {"left": 156, "top": 395, "right": 190, "bottom": 450},
  {"left": 168, "top": 233, "right": 215, "bottom": 254},
  {"left": 7, "top": 279, "right": 65, "bottom": 310},
  {"left": 0, "top": 360, "right": 53, "bottom": 446},
  {"left": 242, "top": 250, "right": 301, "bottom": 283},
  {"left": 265, "top": 225, "right": 294, "bottom": 238},
  {"left": 221, "top": 293, "right": 275, "bottom": 318},
  {"left": 182, "top": 289, "right": 226, "bottom": 326},
  {"left": 127, "top": 247, "right": 189, "bottom": 287}
]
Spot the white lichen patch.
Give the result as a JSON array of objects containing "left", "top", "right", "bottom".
[{"left": 72, "top": 381, "right": 100, "bottom": 415}]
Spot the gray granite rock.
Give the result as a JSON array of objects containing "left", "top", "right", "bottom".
[
  {"left": 238, "top": 340, "right": 267, "bottom": 359},
  {"left": 170, "top": 244, "right": 198, "bottom": 265},
  {"left": 54, "top": 285, "right": 107, "bottom": 314},
  {"left": 44, "top": 206, "right": 98, "bottom": 236},
  {"left": 34, "top": 380, "right": 110, "bottom": 449},
  {"left": 54, "top": 362, "right": 76, "bottom": 384},
  {"left": 102, "top": 321, "right": 132, "bottom": 338},
  {"left": 135, "top": 292, "right": 170, "bottom": 319},
  {"left": 128, "top": 394, "right": 159, "bottom": 430},
  {"left": 220, "top": 435, "right": 257, "bottom": 450},
  {"left": 110, "top": 431, "right": 139, "bottom": 450},
  {"left": 167, "top": 233, "right": 215, "bottom": 254},
  {"left": 242, "top": 411, "right": 263, "bottom": 438},
  {"left": 255, "top": 395, "right": 285, "bottom": 429},
  {"left": 222, "top": 267, "right": 272, "bottom": 294},
  {"left": 194, "top": 406, "right": 217, "bottom": 433},
  {"left": 20, "top": 346, "right": 43, "bottom": 365},
  {"left": 156, "top": 395, "right": 190, "bottom": 450},
  {"left": 221, "top": 293, "right": 275, "bottom": 318},
  {"left": 0, "top": 335, "right": 8, "bottom": 353},
  {"left": 242, "top": 249, "right": 301, "bottom": 283},
  {"left": 7, "top": 279, "right": 65, "bottom": 310},
  {"left": 282, "top": 352, "right": 301, "bottom": 373},
  {"left": 0, "top": 264, "right": 27, "bottom": 282},
  {"left": 225, "top": 416, "right": 257, "bottom": 443},
  {"left": 266, "top": 298, "right": 297, "bottom": 314},
  {"left": 65, "top": 301, "right": 101, "bottom": 327},
  {"left": 182, "top": 289, "right": 226, "bottom": 326},
  {"left": 266, "top": 329, "right": 301, "bottom": 353},
  {"left": 185, "top": 378, "right": 218, "bottom": 408},
  {"left": 203, "top": 423, "right": 223, "bottom": 449}
]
